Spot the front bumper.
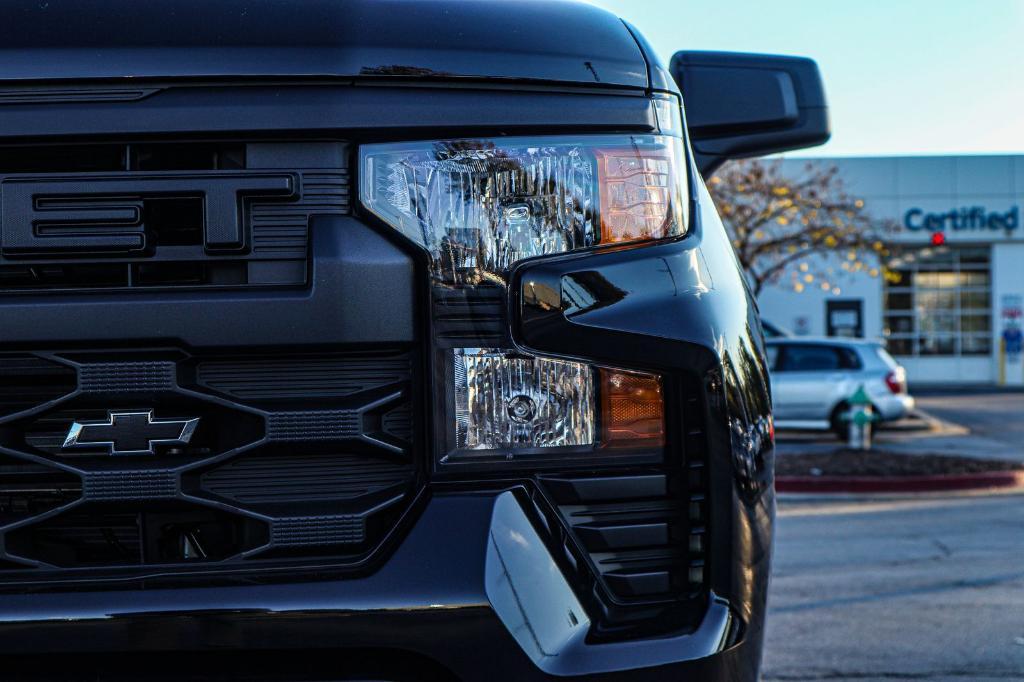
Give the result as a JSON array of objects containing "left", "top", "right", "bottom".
[{"left": 0, "top": 491, "right": 763, "bottom": 681}]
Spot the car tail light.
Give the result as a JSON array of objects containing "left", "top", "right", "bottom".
[{"left": 885, "top": 369, "right": 906, "bottom": 394}]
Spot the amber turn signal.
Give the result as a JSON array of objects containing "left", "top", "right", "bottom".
[
  {"left": 594, "top": 146, "right": 683, "bottom": 244},
  {"left": 599, "top": 368, "right": 665, "bottom": 449}
]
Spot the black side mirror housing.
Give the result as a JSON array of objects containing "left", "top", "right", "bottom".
[{"left": 670, "top": 51, "right": 831, "bottom": 177}]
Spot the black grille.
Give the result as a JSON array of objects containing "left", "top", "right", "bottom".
[
  {"left": 0, "top": 140, "right": 349, "bottom": 292},
  {"left": 0, "top": 454, "right": 81, "bottom": 526},
  {"left": 0, "top": 355, "right": 76, "bottom": 414},
  {"left": 0, "top": 348, "right": 418, "bottom": 583},
  {"left": 201, "top": 453, "right": 410, "bottom": 505},
  {"left": 538, "top": 374, "right": 710, "bottom": 633},
  {"left": 197, "top": 354, "right": 410, "bottom": 401},
  {"left": 431, "top": 285, "right": 507, "bottom": 347}
]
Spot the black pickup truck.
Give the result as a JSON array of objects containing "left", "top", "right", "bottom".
[{"left": 0, "top": 1, "right": 829, "bottom": 679}]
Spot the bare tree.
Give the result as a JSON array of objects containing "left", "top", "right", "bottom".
[{"left": 707, "top": 158, "right": 895, "bottom": 298}]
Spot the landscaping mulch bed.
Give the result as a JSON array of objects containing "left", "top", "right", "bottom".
[{"left": 776, "top": 449, "right": 1024, "bottom": 478}]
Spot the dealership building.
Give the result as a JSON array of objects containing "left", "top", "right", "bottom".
[{"left": 758, "top": 155, "right": 1024, "bottom": 386}]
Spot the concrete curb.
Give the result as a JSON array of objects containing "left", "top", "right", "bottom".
[{"left": 775, "top": 469, "right": 1024, "bottom": 494}]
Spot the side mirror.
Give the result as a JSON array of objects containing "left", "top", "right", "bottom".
[{"left": 670, "top": 51, "right": 830, "bottom": 177}]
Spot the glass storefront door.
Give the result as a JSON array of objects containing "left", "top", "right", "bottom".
[{"left": 882, "top": 246, "right": 992, "bottom": 357}]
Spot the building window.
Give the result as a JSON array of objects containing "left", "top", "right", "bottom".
[{"left": 882, "top": 246, "right": 991, "bottom": 357}]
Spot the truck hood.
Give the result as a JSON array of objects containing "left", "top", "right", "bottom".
[{"left": 0, "top": 0, "right": 649, "bottom": 89}]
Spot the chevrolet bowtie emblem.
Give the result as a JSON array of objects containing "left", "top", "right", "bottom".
[{"left": 61, "top": 410, "right": 199, "bottom": 456}]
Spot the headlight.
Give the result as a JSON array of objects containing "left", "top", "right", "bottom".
[
  {"left": 360, "top": 134, "right": 689, "bottom": 286},
  {"left": 454, "top": 348, "right": 595, "bottom": 450},
  {"left": 359, "top": 130, "right": 686, "bottom": 465},
  {"left": 451, "top": 347, "right": 665, "bottom": 460}
]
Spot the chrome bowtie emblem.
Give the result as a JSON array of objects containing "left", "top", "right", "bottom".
[{"left": 62, "top": 410, "right": 199, "bottom": 456}]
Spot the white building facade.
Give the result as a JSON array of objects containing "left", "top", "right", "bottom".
[{"left": 758, "top": 155, "right": 1024, "bottom": 386}]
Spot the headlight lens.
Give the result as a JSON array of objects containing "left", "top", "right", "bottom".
[
  {"left": 454, "top": 348, "right": 595, "bottom": 450},
  {"left": 448, "top": 347, "right": 664, "bottom": 461},
  {"left": 360, "top": 134, "right": 688, "bottom": 286}
]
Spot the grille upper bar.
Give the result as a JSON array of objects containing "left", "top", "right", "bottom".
[{"left": 0, "top": 141, "right": 350, "bottom": 293}]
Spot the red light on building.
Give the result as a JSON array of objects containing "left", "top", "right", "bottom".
[{"left": 931, "top": 231, "right": 946, "bottom": 246}]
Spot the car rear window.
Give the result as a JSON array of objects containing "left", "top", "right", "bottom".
[{"left": 777, "top": 344, "right": 862, "bottom": 371}]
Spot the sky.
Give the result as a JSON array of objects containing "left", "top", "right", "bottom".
[{"left": 588, "top": 0, "right": 1024, "bottom": 157}]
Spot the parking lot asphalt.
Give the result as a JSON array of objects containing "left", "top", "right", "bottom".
[
  {"left": 763, "top": 491, "right": 1024, "bottom": 681},
  {"left": 914, "top": 390, "right": 1024, "bottom": 454},
  {"left": 776, "top": 390, "right": 1024, "bottom": 464}
]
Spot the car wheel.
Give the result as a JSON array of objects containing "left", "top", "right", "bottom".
[{"left": 829, "top": 403, "right": 849, "bottom": 440}]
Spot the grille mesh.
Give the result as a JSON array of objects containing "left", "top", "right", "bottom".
[{"left": 0, "top": 348, "right": 418, "bottom": 584}]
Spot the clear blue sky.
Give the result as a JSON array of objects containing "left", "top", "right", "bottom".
[{"left": 589, "top": 0, "right": 1024, "bottom": 157}]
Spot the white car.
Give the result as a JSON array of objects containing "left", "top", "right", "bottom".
[{"left": 766, "top": 337, "right": 915, "bottom": 438}]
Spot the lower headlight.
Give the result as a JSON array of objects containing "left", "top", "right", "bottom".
[
  {"left": 444, "top": 348, "right": 665, "bottom": 463},
  {"left": 454, "top": 348, "right": 596, "bottom": 450}
]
